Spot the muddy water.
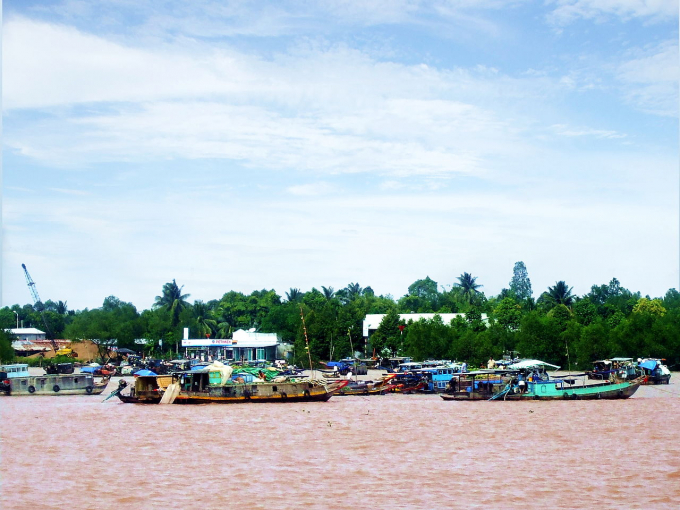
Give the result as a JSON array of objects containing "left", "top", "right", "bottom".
[{"left": 2, "top": 376, "right": 679, "bottom": 509}]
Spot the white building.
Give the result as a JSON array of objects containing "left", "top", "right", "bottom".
[
  {"left": 363, "top": 313, "right": 488, "bottom": 338},
  {"left": 7, "top": 327, "right": 46, "bottom": 341},
  {"left": 180, "top": 328, "right": 285, "bottom": 361}
]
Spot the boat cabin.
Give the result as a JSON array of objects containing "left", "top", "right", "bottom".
[
  {"left": 0, "top": 364, "right": 30, "bottom": 378},
  {"left": 397, "top": 362, "right": 423, "bottom": 373}
]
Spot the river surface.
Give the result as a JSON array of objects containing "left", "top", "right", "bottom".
[{"left": 2, "top": 372, "right": 679, "bottom": 509}]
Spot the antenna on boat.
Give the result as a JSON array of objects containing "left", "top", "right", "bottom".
[{"left": 299, "top": 306, "right": 315, "bottom": 379}]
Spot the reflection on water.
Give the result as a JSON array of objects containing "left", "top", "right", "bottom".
[{"left": 2, "top": 376, "right": 679, "bottom": 509}]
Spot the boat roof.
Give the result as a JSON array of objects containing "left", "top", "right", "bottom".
[{"left": 508, "top": 359, "right": 560, "bottom": 370}]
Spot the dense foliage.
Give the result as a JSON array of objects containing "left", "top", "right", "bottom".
[{"left": 2, "top": 264, "right": 678, "bottom": 370}]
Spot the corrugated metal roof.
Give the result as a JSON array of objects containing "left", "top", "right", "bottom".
[{"left": 7, "top": 328, "right": 46, "bottom": 334}]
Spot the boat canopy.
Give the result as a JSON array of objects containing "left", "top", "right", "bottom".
[
  {"left": 508, "top": 359, "right": 560, "bottom": 370},
  {"left": 610, "top": 357, "right": 633, "bottom": 362},
  {"left": 639, "top": 359, "right": 659, "bottom": 370}
]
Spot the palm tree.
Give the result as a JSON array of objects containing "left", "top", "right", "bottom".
[
  {"left": 454, "top": 272, "right": 482, "bottom": 304},
  {"left": 56, "top": 300, "right": 68, "bottom": 315},
  {"left": 193, "top": 301, "right": 217, "bottom": 338},
  {"left": 285, "top": 288, "right": 303, "bottom": 302},
  {"left": 321, "top": 286, "right": 335, "bottom": 300},
  {"left": 154, "top": 279, "right": 190, "bottom": 326},
  {"left": 547, "top": 281, "right": 575, "bottom": 307}
]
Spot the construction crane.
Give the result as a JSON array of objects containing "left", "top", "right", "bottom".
[{"left": 21, "top": 263, "right": 59, "bottom": 354}]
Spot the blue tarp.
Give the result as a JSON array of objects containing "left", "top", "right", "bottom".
[
  {"left": 79, "top": 366, "right": 98, "bottom": 373},
  {"left": 639, "top": 360, "right": 658, "bottom": 370},
  {"left": 134, "top": 369, "right": 157, "bottom": 376}
]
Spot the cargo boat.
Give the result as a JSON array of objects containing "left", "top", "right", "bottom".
[
  {"left": 0, "top": 364, "right": 111, "bottom": 396},
  {"left": 110, "top": 367, "right": 348, "bottom": 404}
]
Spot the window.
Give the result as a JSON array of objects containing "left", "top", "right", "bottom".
[{"left": 256, "top": 348, "right": 265, "bottom": 360}]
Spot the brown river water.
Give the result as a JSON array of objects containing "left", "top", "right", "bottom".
[{"left": 2, "top": 372, "right": 679, "bottom": 510}]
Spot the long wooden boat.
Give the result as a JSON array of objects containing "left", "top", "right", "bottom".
[
  {"left": 0, "top": 369, "right": 111, "bottom": 396},
  {"left": 336, "top": 374, "right": 397, "bottom": 396},
  {"left": 110, "top": 371, "right": 348, "bottom": 404},
  {"left": 440, "top": 367, "right": 644, "bottom": 401}
]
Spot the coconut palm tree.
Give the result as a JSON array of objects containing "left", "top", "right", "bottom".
[
  {"left": 154, "top": 279, "right": 190, "bottom": 326},
  {"left": 321, "top": 286, "right": 336, "bottom": 300},
  {"left": 285, "top": 288, "right": 303, "bottom": 302},
  {"left": 454, "top": 272, "right": 482, "bottom": 304},
  {"left": 547, "top": 281, "right": 575, "bottom": 307},
  {"left": 193, "top": 301, "right": 217, "bottom": 338},
  {"left": 56, "top": 300, "right": 68, "bottom": 315}
]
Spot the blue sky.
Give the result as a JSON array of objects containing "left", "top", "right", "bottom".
[{"left": 2, "top": 0, "right": 678, "bottom": 311}]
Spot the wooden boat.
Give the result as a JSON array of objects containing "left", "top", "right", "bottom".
[
  {"left": 440, "top": 361, "right": 644, "bottom": 401},
  {"left": 336, "top": 375, "right": 397, "bottom": 396},
  {"left": 0, "top": 366, "right": 111, "bottom": 396},
  {"left": 109, "top": 370, "right": 348, "bottom": 404},
  {"left": 586, "top": 358, "right": 640, "bottom": 381}
]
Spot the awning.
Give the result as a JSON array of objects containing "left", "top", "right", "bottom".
[{"left": 508, "top": 359, "right": 560, "bottom": 370}]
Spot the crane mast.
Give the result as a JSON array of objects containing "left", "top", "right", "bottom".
[{"left": 21, "top": 263, "right": 57, "bottom": 351}]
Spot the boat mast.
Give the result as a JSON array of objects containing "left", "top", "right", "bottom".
[
  {"left": 299, "top": 306, "right": 315, "bottom": 379},
  {"left": 348, "top": 328, "right": 357, "bottom": 383}
]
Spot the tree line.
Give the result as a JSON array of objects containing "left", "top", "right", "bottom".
[{"left": 1, "top": 262, "right": 678, "bottom": 370}]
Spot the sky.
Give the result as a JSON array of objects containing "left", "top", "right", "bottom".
[{"left": 2, "top": 0, "right": 678, "bottom": 312}]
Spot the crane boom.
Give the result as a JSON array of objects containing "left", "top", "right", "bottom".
[
  {"left": 22, "top": 263, "right": 42, "bottom": 304},
  {"left": 21, "top": 263, "right": 57, "bottom": 351}
]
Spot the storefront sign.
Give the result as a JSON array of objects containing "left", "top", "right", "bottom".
[{"left": 181, "top": 339, "right": 234, "bottom": 347}]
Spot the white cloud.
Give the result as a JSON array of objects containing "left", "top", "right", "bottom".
[
  {"left": 3, "top": 176, "right": 676, "bottom": 309},
  {"left": 3, "top": 18, "right": 569, "bottom": 181},
  {"left": 287, "top": 182, "right": 338, "bottom": 196},
  {"left": 550, "top": 124, "right": 627, "bottom": 138},
  {"left": 548, "top": 0, "right": 678, "bottom": 24},
  {"left": 617, "top": 40, "right": 679, "bottom": 116}
]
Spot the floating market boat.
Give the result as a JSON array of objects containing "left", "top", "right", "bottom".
[
  {"left": 0, "top": 364, "right": 111, "bottom": 396},
  {"left": 440, "top": 360, "right": 644, "bottom": 401},
  {"left": 587, "top": 358, "right": 640, "bottom": 381},
  {"left": 336, "top": 374, "right": 397, "bottom": 396},
  {"left": 108, "top": 361, "right": 348, "bottom": 404},
  {"left": 637, "top": 358, "right": 671, "bottom": 385}
]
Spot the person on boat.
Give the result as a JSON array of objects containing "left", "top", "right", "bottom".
[
  {"left": 518, "top": 378, "right": 527, "bottom": 394},
  {"left": 487, "top": 358, "right": 496, "bottom": 369}
]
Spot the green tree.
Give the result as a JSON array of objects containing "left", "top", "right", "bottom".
[
  {"left": 153, "top": 279, "right": 190, "bottom": 327},
  {"left": 405, "top": 276, "right": 439, "bottom": 312},
  {"left": 493, "top": 298, "right": 522, "bottom": 331},
  {"left": 370, "top": 309, "right": 403, "bottom": 356},
  {"left": 540, "top": 281, "right": 575, "bottom": 309},
  {"left": 454, "top": 272, "right": 482, "bottom": 305},
  {"left": 509, "top": 261, "right": 532, "bottom": 301},
  {"left": 192, "top": 301, "right": 217, "bottom": 338},
  {"left": 321, "top": 286, "right": 336, "bottom": 300},
  {"left": 0, "top": 330, "right": 15, "bottom": 363},
  {"left": 632, "top": 298, "right": 666, "bottom": 317},
  {"left": 285, "top": 288, "right": 303, "bottom": 302}
]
